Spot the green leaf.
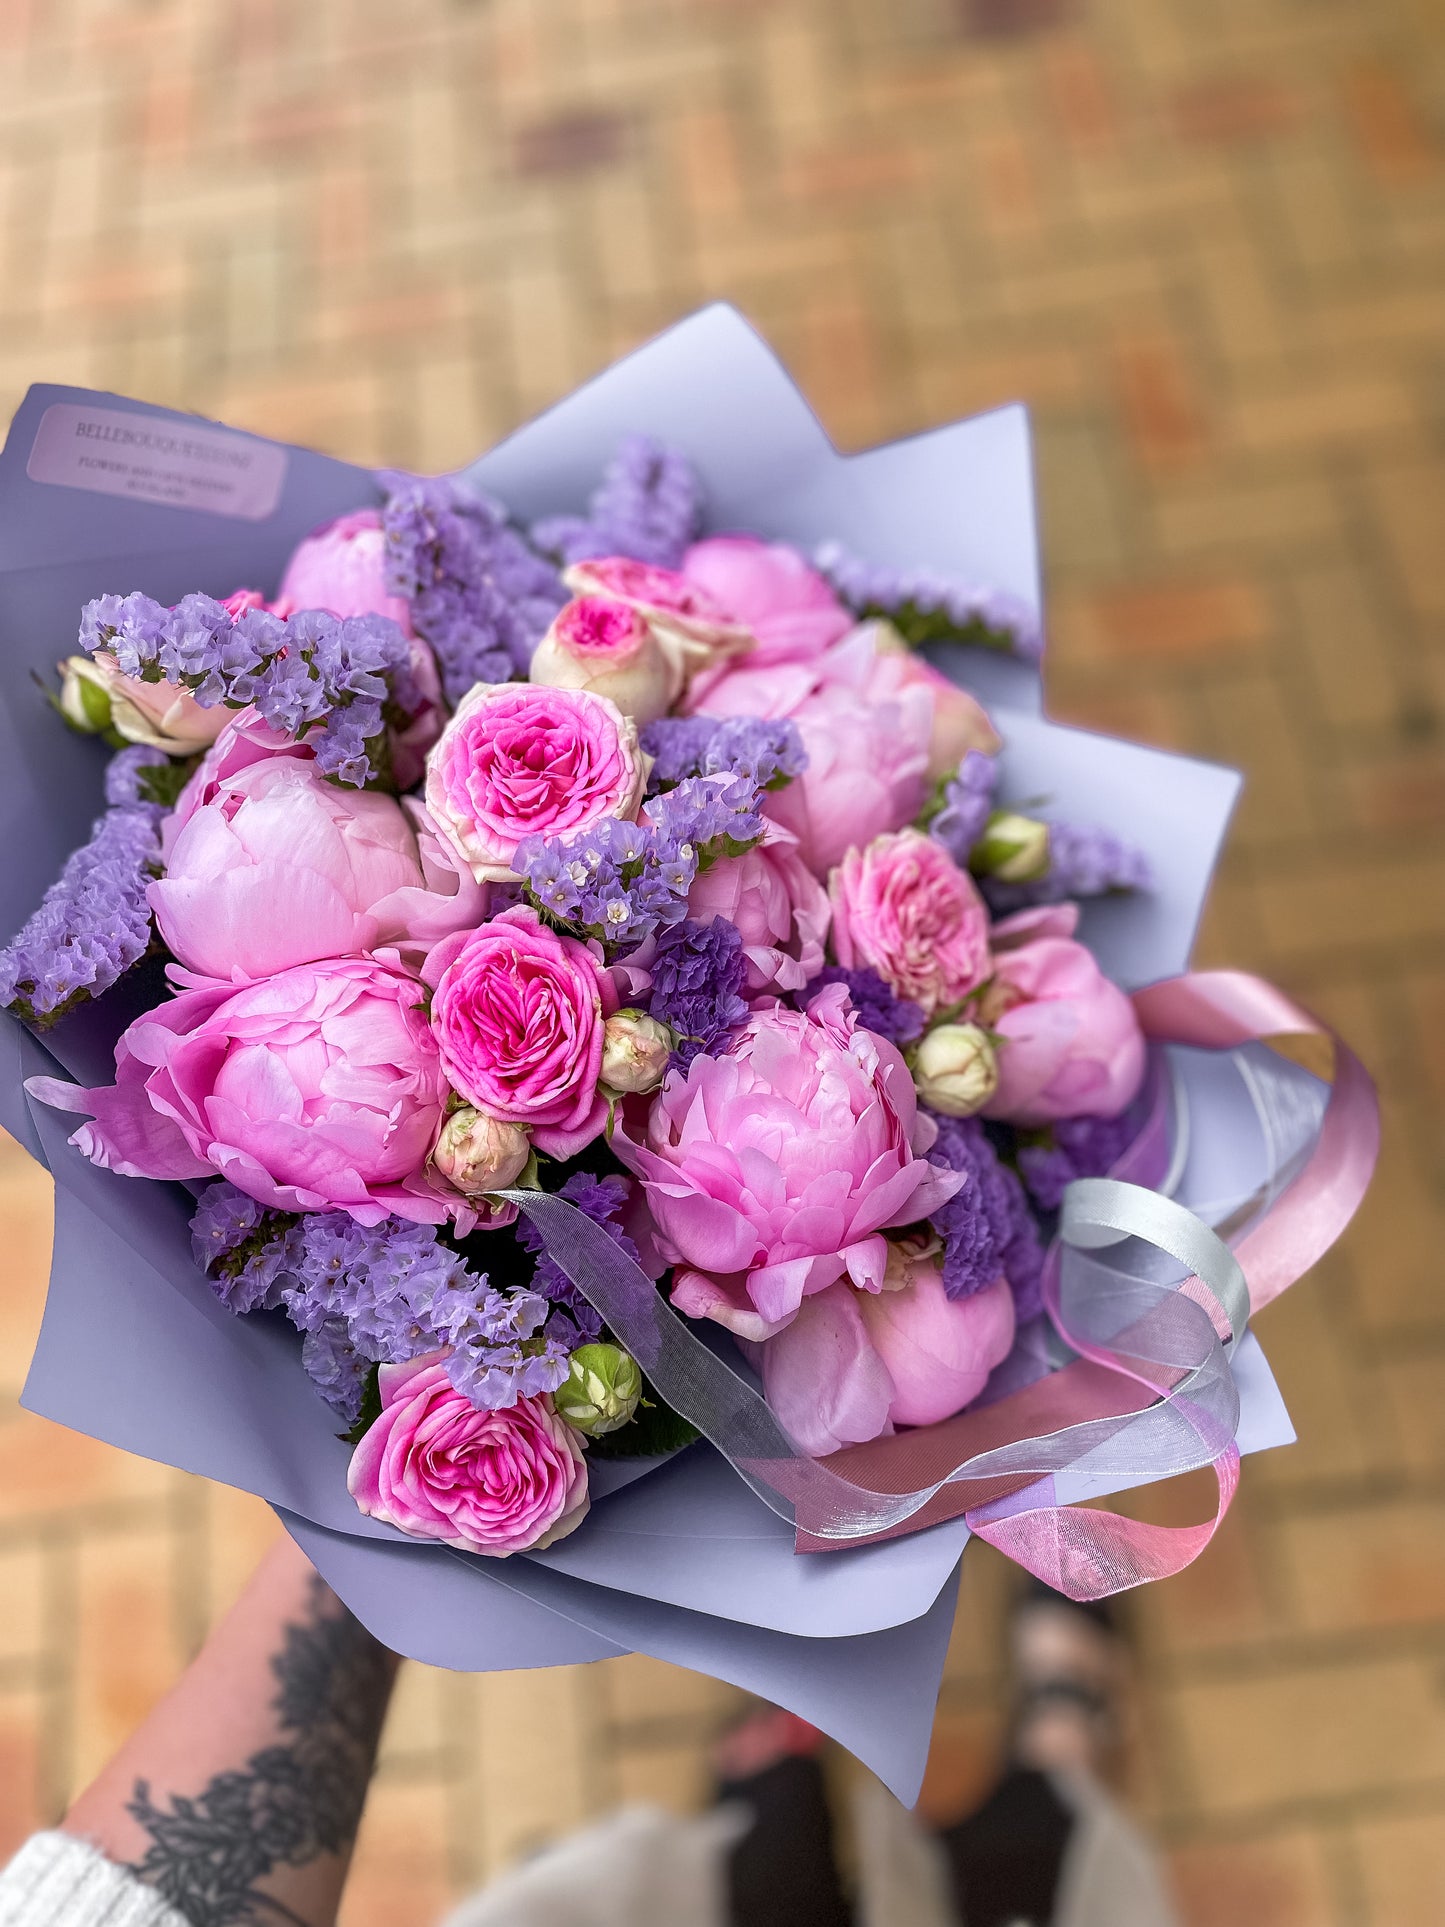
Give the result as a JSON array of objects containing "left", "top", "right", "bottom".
[{"left": 340, "top": 1363, "right": 383, "bottom": 1446}]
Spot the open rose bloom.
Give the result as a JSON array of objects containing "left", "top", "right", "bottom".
[{"left": 0, "top": 310, "right": 1373, "bottom": 1803}]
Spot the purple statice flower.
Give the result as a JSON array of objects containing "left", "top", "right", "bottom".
[
  {"left": 516, "top": 813, "right": 696, "bottom": 953},
  {"left": 1017, "top": 1112, "right": 1142, "bottom": 1212},
  {"left": 301, "top": 1321, "right": 370, "bottom": 1425},
  {"left": 984, "top": 821, "right": 1154, "bottom": 914},
  {"left": 0, "top": 804, "right": 161, "bottom": 1024},
  {"left": 531, "top": 434, "right": 702, "bottom": 570},
  {"left": 650, "top": 773, "right": 764, "bottom": 856},
  {"left": 649, "top": 916, "right": 749, "bottom": 1066},
  {"left": 814, "top": 540, "right": 1043, "bottom": 662},
  {"left": 929, "top": 750, "right": 998, "bottom": 865},
  {"left": 926, "top": 1114, "right": 1045, "bottom": 1318},
  {"left": 382, "top": 475, "right": 565, "bottom": 704},
  {"left": 276, "top": 1212, "right": 568, "bottom": 1411},
  {"left": 189, "top": 1180, "right": 266, "bottom": 1269},
  {"left": 78, "top": 593, "right": 411, "bottom": 788},
  {"left": 642, "top": 714, "right": 806, "bottom": 796},
  {"left": 800, "top": 967, "right": 926, "bottom": 1048},
  {"left": 514, "top": 1172, "right": 635, "bottom": 1340},
  {"left": 103, "top": 745, "right": 170, "bottom": 811}
]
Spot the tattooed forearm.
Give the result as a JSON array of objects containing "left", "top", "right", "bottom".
[{"left": 123, "top": 1577, "right": 393, "bottom": 1927}]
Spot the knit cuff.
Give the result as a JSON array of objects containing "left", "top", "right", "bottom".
[{"left": 0, "top": 1833, "right": 190, "bottom": 1927}]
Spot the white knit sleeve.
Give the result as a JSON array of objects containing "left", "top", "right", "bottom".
[{"left": 0, "top": 1834, "right": 190, "bottom": 1927}]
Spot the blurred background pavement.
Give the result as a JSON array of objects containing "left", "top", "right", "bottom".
[{"left": 0, "top": 0, "right": 1443, "bottom": 1921}]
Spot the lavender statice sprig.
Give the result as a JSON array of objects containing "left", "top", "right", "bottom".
[
  {"left": 926, "top": 750, "right": 999, "bottom": 865},
  {"left": 79, "top": 592, "right": 411, "bottom": 788},
  {"left": 514, "top": 1172, "right": 637, "bottom": 1340},
  {"left": 531, "top": 434, "right": 702, "bottom": 570},
  {"left": 382, "top": 475, "right": 566, "bottom": 704},
  {"left": 1017, "top": 1112, "right": 1143, "bottom": 1213},
  {"left": 926, "top": 1113, "right": 1045, "bottom": 1321},
  {"left": 0, "top": 802, "right": 162, "bottom": 1025},
  {"left": 641, "top": 714, "right": 806, "bottom": 796},
  {"left": 649, "top": 916, "right": 750, "bottom": 1067},
  {"left": 188, "top": 1185, "right": 576, "bottom": 1419},
  {"left": 983, "top": 821, "right": 1154, "bottom": 913},
  {"left": 814, "top": 541, "right": 1043, "bottom": 662}
]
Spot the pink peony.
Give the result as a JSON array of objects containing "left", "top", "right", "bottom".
[
  {"left": 871, "top": 630, "right": 1002, "bottom": 778},
  {"left": 528, "top": 594, "right": 674, "bottom": 724},
  {"left": 694, "top": 627, "right": 933, "bottom": 878},
  {"left": 981, "top": 905, "right": 1147, "bottom": 1127},
  {"left": 424, "top": 908, "right": 617, "bottom": 1159},
  {"left": 151, "top": 758, "right": 427, "bottom": 981},
  {"left": 612, "top": 984, "right": 963, "bottom": 1338},
  {"left": 425, "top": 681, "right": 645, "bottom": 882},
  {"left": 28, "top": 956, "right": 453, "bottom": 1224},
  {"left": 685, "top": 819, "right": 830, "bottom": 994},
  {"left": 681, "top": 536, "right": 853, "bottom": 698},
  {"left": 757, "top": 1264, "right": 1015, "bottom": 1455},
  {"left": 829, "top": 828, "right": 991, "bottom": 1017},
  {"left": 271, "top": 507, "right": 414, "bottom": 632},
  {"left": 348, "top": 1354, "right": 588, "bottom": 1557}
]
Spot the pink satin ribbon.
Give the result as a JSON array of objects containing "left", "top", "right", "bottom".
[{"left": 961, "top": 971, "right": 1377, "bottom": 1597}]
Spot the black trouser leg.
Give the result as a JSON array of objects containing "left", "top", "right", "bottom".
[
  {"left": 940, "top": 1764, "right": 1075, "bottom": 1927},
  {"left": 721, "top": 1753, "right": 853, "bottom": 1927}
]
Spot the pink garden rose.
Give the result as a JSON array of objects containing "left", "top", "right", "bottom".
[
  {"left": 564, "top": 556, "right": 755, "bottom": 694},
  {"left": 829, "top": 828, "right": 991, "bottom": 1017},
  {"left": 425, "top": 682, "right": 645, "bottom": 881},
  {"left": 685, "top": 818, "right": 830, "bottom": 994},
  {"left": 58, "top": 651, "right": 230, "bottom": 755},
  {"left": 757, "top": 1264, "right": 1016, "bottom": 1455},
  {"left": 271, "top": 507, "right": 414, "bottom": 632},
  {"left": 694, "top": 626, "right": 933, "bottom": 878},
  {"left": 348, "top": 1354, "right": 588, "bottom": 1557},
  {"left": 681, "top": 536, "right": 853, "bottom": 701},
  {"left": 982, "top": 905, "right": 1147, "bottom": 1127},
  {"left": 424, "top": 908, "right": 617, "bottom": 1159},
  {"left": 28, "top": 956, "right": 453, "bottom": 1224},
  {"left": 613, "top": 983, "right": 963, "bottom": 1338},
  {"left": 528, "top": 594, "right": 674, "bottom": 724}
]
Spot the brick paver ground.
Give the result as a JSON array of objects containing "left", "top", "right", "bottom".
[{"left": 0, "top": 0, "right": 1443, "bottom": 1921}]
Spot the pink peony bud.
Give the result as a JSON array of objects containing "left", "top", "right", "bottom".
[
  {"left": 431, "top": 1106, "right": 532, "bottom": 1195},
  {"left": 600, "top": 1009, "right": 673, "bottom": 1095},
  {"left": 529, "top": 595, "right": 675, "bottom": 724}
]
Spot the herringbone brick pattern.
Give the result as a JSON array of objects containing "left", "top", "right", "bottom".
[{"left": 0, "top": 0, "right": 1443, "bottom": 1920}]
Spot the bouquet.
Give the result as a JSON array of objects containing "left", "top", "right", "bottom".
[{"left": 0, "top": 309, "right": 1376, "bottom": 1802}]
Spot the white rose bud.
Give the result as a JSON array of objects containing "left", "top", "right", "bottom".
[
  {"left": 972, "top": 812, "right": 1050, "bottom": 884},
  {"left": 431, "top": 1106, "right": 531, "bottom": 1194},
  {"left": 600, "top": 1009, "right": 673, "bottom": 1096},
  {"left": 913, "top": 1023, "right": 999, "bottom": 1117},
  {"left": 57, "top": 656, "right": 116, "bottom": 734}
]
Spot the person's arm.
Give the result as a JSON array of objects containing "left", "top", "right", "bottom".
[{"left": 61, "top": 1532, "right": 398, "bottom": 1927}]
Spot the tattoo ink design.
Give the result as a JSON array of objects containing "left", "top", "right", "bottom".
[{"left": 125, "top": 1577, "right": 392, "bottom": 1927}]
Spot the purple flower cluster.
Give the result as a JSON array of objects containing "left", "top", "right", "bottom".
[
  {"left": 800, "top": 967, "right": 926, "bottom": 1048},
  {"left": 926, "top": 1115, "right": 1045, "bottom": 1319},
  {"left": 188, "top": 1184, "right": 575, "bottom": 1418},
  {"left": 985, "top": 821, "right": 1154, "bottom": 914},
  {"left": 0, "top": 804, "right": 161, "bottom": 1024},
  {"left": 928, "top": 750, "right": 998, "bottom": 865},
  {"left": 382, "top": 475, "right": 566, "bottom": 704},
  {"left": 648, "top": 916, "right": 749, "bottom": 1066},
  {"left": 1017, "top": 1112, "right": 1142, "bottom": 1212},
  {"left": 814, "top": 540, "right": 1043, "bottom": 662},
  {"left": 103, "top": 745, "right": 171, "bottom": 810},
  {"left": 79, "top": 592, "right": 411, "bottom": 787},
  {"left": 516, "top": 771, "right": 770, "bottom": 954},
  {"left": 517, "top": 813, "right": 697, "bottom": 952},
  {"left": 641, "top": 713, "right": 806, "bottom": 795},
  {"left": 532, "top": 434, "right": 702, "bottom": 570},
  {"left": 515, "top": 1172, "right": 640, "bottom": 1340}
]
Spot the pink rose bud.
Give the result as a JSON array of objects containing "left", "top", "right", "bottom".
[
  {"left": 912, "top": 1022, "right": 999, "bottom": 1117},
  {"left": 529, "top": 595, "right": 675, "bottom": 724},
  {"left": 600, "top": 1009, "right": 673, "bottom": 1095},
  {"left": 348, "top": 1355, "right": 589, "bottom": 1557},
  {"left": 972, "top": 812, "right": 1050, "bottom": 883},
  {"left": 431, "top": 1106, "right": 531, "bottom": 1195},
  {"left": 564, "top": 556, "right": 756, "bottom": 695},
  {"left": 58, "top": 652, "right": 229, "bottom": 755}
]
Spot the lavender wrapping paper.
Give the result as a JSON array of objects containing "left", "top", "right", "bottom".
[{"left": 0, "top": 307, "right": 1297, "bottom": 1805}]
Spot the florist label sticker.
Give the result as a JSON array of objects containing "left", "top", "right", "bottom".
[{"left": 26, "top": 402, "right": 287, "bottom": 520}]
